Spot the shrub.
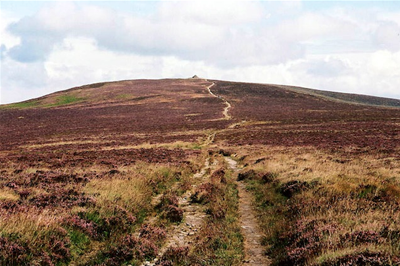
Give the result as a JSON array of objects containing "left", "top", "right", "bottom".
[
  {"left": 163, "top": 205, "right": 184, "bottom": 223},
  {"left": 277, "top": 219, "right": 338, "bottom": 265},
  {"left": 190, "top": 183, "right": 217, "bottom": 204},
  {"left": 261, "top": 172, "right": 278, "bottom": 183},
  {"left": 101, "top": 234, "right": 159, "bottom": 265},
  {"left": 156, "top": 192, "right": 179, "bottom": 210},
  {"left": 340, "top": 230, "right": 383, "bottom": 246},
  {"left": 210, "top": 168, "right": 227, "bottom": 184},
  {"left": 139, "top": 224, "right": 167, "bottom": 243},
  {"left": 28, "top": 189, "right": 94, "bottom": 208},
  {"left": 207, "top": 201, "right": 228, "bottom": 219},
  {"left": 159, "top": 246, "right": 190, "bottom": 265},
  {"left": 320, "top": 251, "right": 399, "bottom": 266},
  {"left": 65, "top": 215, "right": 99, "bottom": 239},
  {"left": 0, "top": 236, "right": 29, "bottom": 265},
  {"left": 279, "top": 180, "right": 310, "bottom": 198},
  {"left": 237, "top": 170, "right": 257, "bottom": 181}
]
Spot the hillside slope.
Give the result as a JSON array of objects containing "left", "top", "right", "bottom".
[
  {"left": 1, "top": 78, "right": 400, "bottom": 266},
  {"left": 1, "top": 78, "right": 399, "bottom": 151},
  {"left": 0, "top": 79, "right": 230, "bottom": 150},
  {"left": 208, "top": 80, "right": 400, "bottom": 151},
  {"left": 275, "top": 84, "right": 400, "bottom": 108}
]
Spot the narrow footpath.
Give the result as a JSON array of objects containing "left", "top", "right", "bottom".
[
  {"left": 206, "top": 82, "right": 232, "bottom": 120},
  {"left": 206, "top": 80, "right": 269, "bottom": 265},
  {"left": 143, "top": 79, "right": 270, "bottom": 265},
  {"left": 225, "top": 157, "right": 271, "bottom": 266}
]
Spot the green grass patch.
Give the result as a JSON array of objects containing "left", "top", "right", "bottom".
[
  {"left": 0, "top": 100, "right": 40, "bottom": 109},
  {"left": 56, "top": 95, "right": 85, "bottom": 106},
  {"left": 46, "top": 94, "right": 85, "bottom": 107},
  {"left": 68, "top": 229, "right": 91, "bottom": 256},
  {"left": 191, "top": 143, "right": 203, "bottom": 150}
]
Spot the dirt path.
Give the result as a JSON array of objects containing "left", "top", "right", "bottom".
[
  {"left": 223, "top": 100, "right": 232, "bottom": 120},
  {"left": 206, "top": 82, "right": 232, "bottom": 120},
  {"left": 202, "top": 131, "right": 216, "bottom": 146},
  {"left": 142, "top": 81, "right": 267, "bottom": 265},
  {"left": 225, "top": 157, "right": 271, "bottom": 266},
  {"left": 141, "top": 158, "right": 215, "bottom": 266}
]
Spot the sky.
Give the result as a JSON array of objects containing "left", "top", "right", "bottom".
[{"left": 1, "top": 1, "right": 400, "bottom": 104}]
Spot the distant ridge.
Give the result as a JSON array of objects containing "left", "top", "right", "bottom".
[
  {"left": 2, "top": 78, "right": 400, "bottom": 109},
  {"left": 274, "top": 84, "right": 400, "bottom": 108}
]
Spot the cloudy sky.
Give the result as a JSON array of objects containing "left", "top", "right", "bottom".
[{"left": 1, "top": 1, "right": 400, "bottom": 104}]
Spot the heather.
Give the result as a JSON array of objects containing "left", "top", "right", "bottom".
[{"left": 1, "top": 78, "right": 399, "bottom": 265}]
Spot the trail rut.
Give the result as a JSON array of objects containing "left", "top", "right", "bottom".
[
  {"left": 141, "top": 158, "right": 215, "bottom": 266},
  {"left": 206, "top": 82, "right": 232, "bottom": 120},
  {"left": 225, "top": 157, "right": 271, "bottom": 266}
]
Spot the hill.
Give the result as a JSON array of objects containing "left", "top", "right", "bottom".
[
  {"left": 276, "top": 84, "right": 400, "bottom": 108},
  {"left": 1, "top": 78, "right": 400, "bottom": 265}
]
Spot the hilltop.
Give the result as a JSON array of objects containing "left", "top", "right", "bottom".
[{"left": 1, "top": 78, "right": 400, "bottom": 265}]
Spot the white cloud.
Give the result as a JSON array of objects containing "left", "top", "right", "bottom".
[
  {"left": 373, "top": 21, "right": 400, "bottom": 51},
  {"left": 1, "top": 57, "right": 48, "bottom": 103},
  {"left": 1, "top": 1, "right": 400, "bottom": 104},
  {"left": 1, "top": 35, "right": 166, "bottom": 104},
  {"left": 157, "top": 1, "right": 264, "bottom": 25},
  {"left": 276, "top": 12, "right": 355, "bottom": 42},
  {"left": 286, "top": 51, "right": 400, "bottom": 99},
  {"left": 293, "top": 57, "right": 352, "bottom": 77},
  {"left": 4, "top": 1, "right": 306, "bottom": 67},
  {"left": 0, "top": 10, "right": 20, "bottom": 49},
  {"left": 46, "top": 37, "right": 164, "bottom": 85},
  {"left": 377, "top": 11, "right": 400, "bottom": 25}
]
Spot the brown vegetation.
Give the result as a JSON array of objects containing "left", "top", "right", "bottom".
[
  {"left": 1, "top": 78, "right": 399, "bottom": 265},
  {"left": 234, "top": 146, "right": 400, "bottom": 265}
]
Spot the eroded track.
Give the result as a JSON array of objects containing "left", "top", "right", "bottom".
[
  {"left": 141, "top": 158, "right": 216, "bottom": 266},
  {"left": 225, "top": 157, "right": 271, "bottom": 266},
  {"left": 206, "top": 82, "right": 232, "bottom": 120}
]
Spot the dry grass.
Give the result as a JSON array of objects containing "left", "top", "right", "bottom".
[
  {"left": 2, "top": 77, "right": 398, "bottom": 265},
  {"left": 83, "top": 176, "right": 152, "bottom": 214},
  {"left": 0, "top": 209, "right": 62, "bottom": 242},
  {"left": 233, "top": 145, "right": 400, "bottom": 265},
  {"left": 0, "top": 156, "right": 197, "bottom": 265},
  {"left": 23, "top": 140, "right": 103, "bottom": 149},
  {"left": 0, "top": 188, "right": 19, "bottom": 201},
  {"left": 100, "top": 140, "right": 201, "bottom": 151}
]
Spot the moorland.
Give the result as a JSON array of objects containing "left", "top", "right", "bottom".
[{"left": 1, "top": 77, "right": 400, "bottom": 265}]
